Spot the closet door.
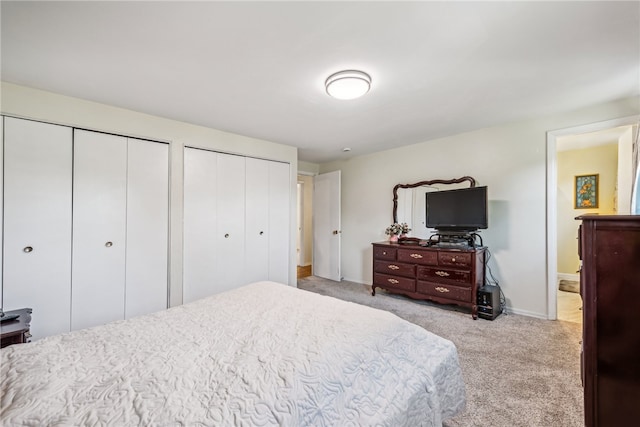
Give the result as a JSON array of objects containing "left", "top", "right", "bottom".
[
  {"left": 268, "top": 161, "right": 290, "bottom": 284},
  {"left": 72, "top": 130, "right": 127, "bottom": 331},
  {"left": 125, "top": 139, "right": 169, "bottom": 318},
  {"left": 183, "top": 148, "right": 219, "bottom": 303},
  {"left": 214, "top": 153, "right": 246, "bottom": 292},
  {"left": 245, "top": 158, "right": 290, "bottom": 285},
  {"left": 1, "top": 118, "right": 3, "bottom": 308},
  {"left": 245, "top": 158, "right": 270, "bottom": 283},
  {"left": 3, "top": 117, "right": 73, "bottom": 340}
]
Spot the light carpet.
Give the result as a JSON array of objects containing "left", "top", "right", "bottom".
[{"left": 297, "top": 276, "right": 583, "bottom": 427}]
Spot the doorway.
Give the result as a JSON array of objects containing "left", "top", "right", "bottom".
[
  {"left": 547, "top": 116, "right": 639, "bottom": 320},
  {"left": 297, "top": 175, "right": 313, "bottom": 279}
]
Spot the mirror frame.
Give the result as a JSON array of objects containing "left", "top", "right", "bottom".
[{"left": 392, "top": 176, "right": 477, "bottom": 223}]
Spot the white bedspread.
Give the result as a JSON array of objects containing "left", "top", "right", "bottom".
[{"left": 1, "top": 281, "right": 465, "bottom": 426}]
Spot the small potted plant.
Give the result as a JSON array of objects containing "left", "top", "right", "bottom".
[{"left": 385, "top": 222, "right": 411, "bottom": 242}]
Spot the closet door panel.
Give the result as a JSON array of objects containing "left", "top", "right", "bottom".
[
  {"left": 245, "top": 158, "right": 270, "bottom": 283},
  {"left": 268, "top": 161, "right": 290, "bottom": 284},
  {"left": 3, "top": 117, "right": 73, "bottom": 340},
  {"left": 125, "top": 139, "right": 169, "bottom": 318},
  {"left": 1, "top": 118, "right": 3, "bottom": 308},
  {"left": 183, "top": 148, "right": 219, "bottom": 303},
  {"left": 72, "top": 130, "right": 127, "bottom": 331},
  {"left": 215, "top": 153, "right": 246, "bottom": 291}
]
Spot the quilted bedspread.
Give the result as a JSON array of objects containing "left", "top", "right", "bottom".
[{"left": 1, "top": 281, "right": 465, "bottom": 426}]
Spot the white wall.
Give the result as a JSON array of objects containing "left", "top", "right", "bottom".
[
  {"left": 618, "top": 126, "right": 634, "bottom": 213},
  {"left": 557, "top": 144, "right": 618, "bottom": 276},
  {"left": 1, "top": 82, "right": 299, "bottom": 307},
  {"left": 319, "top": 96, "right": 640, "bottom": 318}
]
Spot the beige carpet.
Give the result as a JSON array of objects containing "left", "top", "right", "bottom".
[{"left": 298, "top": 276, "right": 583, "bottom": 427}]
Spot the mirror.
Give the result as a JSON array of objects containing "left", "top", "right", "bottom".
[{"left": 393, "top": 176, "right": 476, "bottom": 239}]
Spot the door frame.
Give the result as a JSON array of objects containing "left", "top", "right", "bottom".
[{"left": 546, "top": 115, "right": 639, "bottom": 320}]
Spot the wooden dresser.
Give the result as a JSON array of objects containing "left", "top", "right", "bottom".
[
  {"left": 577, "top": 215, "right": 640, "bottom": 427},
  {"left": 0, "top": 308, "right": 32, "bottom": 348},
  {"left": 372, "top": 242, "right": 485, "bottom": 319}
]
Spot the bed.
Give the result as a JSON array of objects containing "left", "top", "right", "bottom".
[{"left": 1, "top": 281, "right": 465, "bottom": 426}]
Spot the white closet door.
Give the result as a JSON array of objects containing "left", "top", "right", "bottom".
[
  {"left": 1, "top": 117, "right": 3, "bottom": 309},
  {"left": 215, "top": 153, "right": 246, "bottom": 291},
  {"left": 3, "top": 117, "right": 73, "bottom": 340},
  {"left": 125, "top": 139, "right": 169, "bottom": 318},
  {"left": 183, "top": 147, "right": 219, "bottom": 303},
  {"left": 245, "top": 158, "right": 270, "bottom": 283},
  {"left": 268, "top": 161, "right": 290, "bottom": 284},
  {"left": 72, "top": 130, "right": 127, "bottom": 331}
]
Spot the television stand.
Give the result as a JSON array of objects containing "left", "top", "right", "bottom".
[{"left": 427, "top": 232, "right": 478, "bottom": 248}]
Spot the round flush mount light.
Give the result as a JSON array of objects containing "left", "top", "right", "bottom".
[{"left": 325, "top": 70, "right": 371, "bottom": 100}]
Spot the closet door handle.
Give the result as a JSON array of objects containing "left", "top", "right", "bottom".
[
  {"left": 259, "top": 231, "right": 264, "bottom": 235},
  {"left": 105, "top": 241, "right": 113, "bottom": 247},
  {"left": 23, "top": 246, "right": 33, "bottom": 253},
  {"left": 224, "top": 234, "right": 230, "bottom": 238}
]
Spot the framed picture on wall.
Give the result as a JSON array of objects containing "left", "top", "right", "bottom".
[{"left": 575, "top": 174, "right": 599, "bottom": 209}]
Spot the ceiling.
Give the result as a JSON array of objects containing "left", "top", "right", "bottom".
[{"left": 2, "top": 1, "right": 639, "bottom": 164}]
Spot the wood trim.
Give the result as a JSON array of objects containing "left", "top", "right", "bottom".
[{"left": 392, "top": 176, "right": 476, "bottom": 223}]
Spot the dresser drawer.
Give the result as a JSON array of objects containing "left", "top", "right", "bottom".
[
  {"left": 374, "top": 273, "right": 415, "bottom": 292},
  {"left": 417, "top": 281, "right": 471, "bottom": 302},
  {"left": 398, "top": 248, "right": 438, "bottom": 266},
  {"left": 438, "top": 251, "right": 472, "bottom": 268},
  {"left": 374, "top": 260, "right": 415, "bottom": 278},
  {"left": 417, "top": 266, "right": 471, "bottom": 285},
  {"left": 373, "top": 246, "right": 397, "bottom": 261}
]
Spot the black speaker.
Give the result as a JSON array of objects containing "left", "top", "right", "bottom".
[{"left": 477, "top": 285, "right": 502, "bottom": 320}]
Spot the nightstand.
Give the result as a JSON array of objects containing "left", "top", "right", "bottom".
[{"left": 1, "top": 308, "right": 32, "bottom": 348}]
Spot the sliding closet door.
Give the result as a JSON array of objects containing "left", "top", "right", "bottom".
[
  {"left": 1, "top": 118, "right": 3, "bottom": 309},
  {"left": 245, "top": 157, "right": 270, "bottom": 283},
  {"left": 268, "top": 161, "right": 290, "bottom": 284},
  {"left": 245, "top": 158, "right": 290, "bottom": 285},
  {"left": 183, "top": 148, "right": 219, "bottom": 303},
  {"left": 214, "top": 153, "right": 246, "bottom": 292},
  {"left": 125, "top": 139, "right": 169, "bottom": 318},
  {"left": 72, "top": 130, "right": 127, "bottom": 331},
  {"left": 3, "top": 117, "right": 73, "bottom": 340}
]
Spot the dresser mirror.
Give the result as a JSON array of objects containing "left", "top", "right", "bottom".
[{"left": 393, "top": 176, "right": 476, "bottom": 239}]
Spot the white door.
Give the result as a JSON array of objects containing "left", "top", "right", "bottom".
[
  {"left": 1, "top": 117, "right": 3, "bottom": 309},
  {"left": 125, "top": 139, "right": 169, "bottom": 318},
  {"left": 72, "top": 130, "right": 127, "bottom": 331},
  {"left": 215, "top": 153, "right": 246, "bottom": 291},
  {"left": 245, "top": 157, "right": 270, "bottom": 283},
  {"left": 313, "top": 170, "right": 341, "bottom": 281},
  {"left": 183, "top": 148, "right": 219, "bottom": 303},
  {"left": 3, "top": 117, "right": 73, "bottom": 340},
  {"left": 268, "top": 160, "right": 290, "bottom": 284}
]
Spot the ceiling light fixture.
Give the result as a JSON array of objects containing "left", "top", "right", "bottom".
[{"left": 325, "top": 70, "right": 371, "bottom": 100}]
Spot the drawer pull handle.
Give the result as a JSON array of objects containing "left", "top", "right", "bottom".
[
  {"left": 382, "top": 251, "right": 387, "bottom": 255},
  {"left": 435, "top": 271, "right": 450, "bottom": 277},
  {"left": 388, "top": 264, "right": 400, "bottom": 270},
  {"left": 435, "top": 286, "right": 450, "bottom": 293},
  {"left": 388, "top": 278, "right": 399, "bottom": 284},
  {"left": 451, "top": 257, "right": 456, "bottom": 262},
  {"left": 410, "top": 253, "right": 423, "bottom": 259}
]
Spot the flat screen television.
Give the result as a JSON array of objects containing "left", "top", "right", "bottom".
[{"left": 425, "top": 186, "right": 488, "bottom": 233}]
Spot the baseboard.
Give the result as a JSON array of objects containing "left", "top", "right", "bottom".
[{"left": 507, "top": 307, "right": 549, "bottom": 320}]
